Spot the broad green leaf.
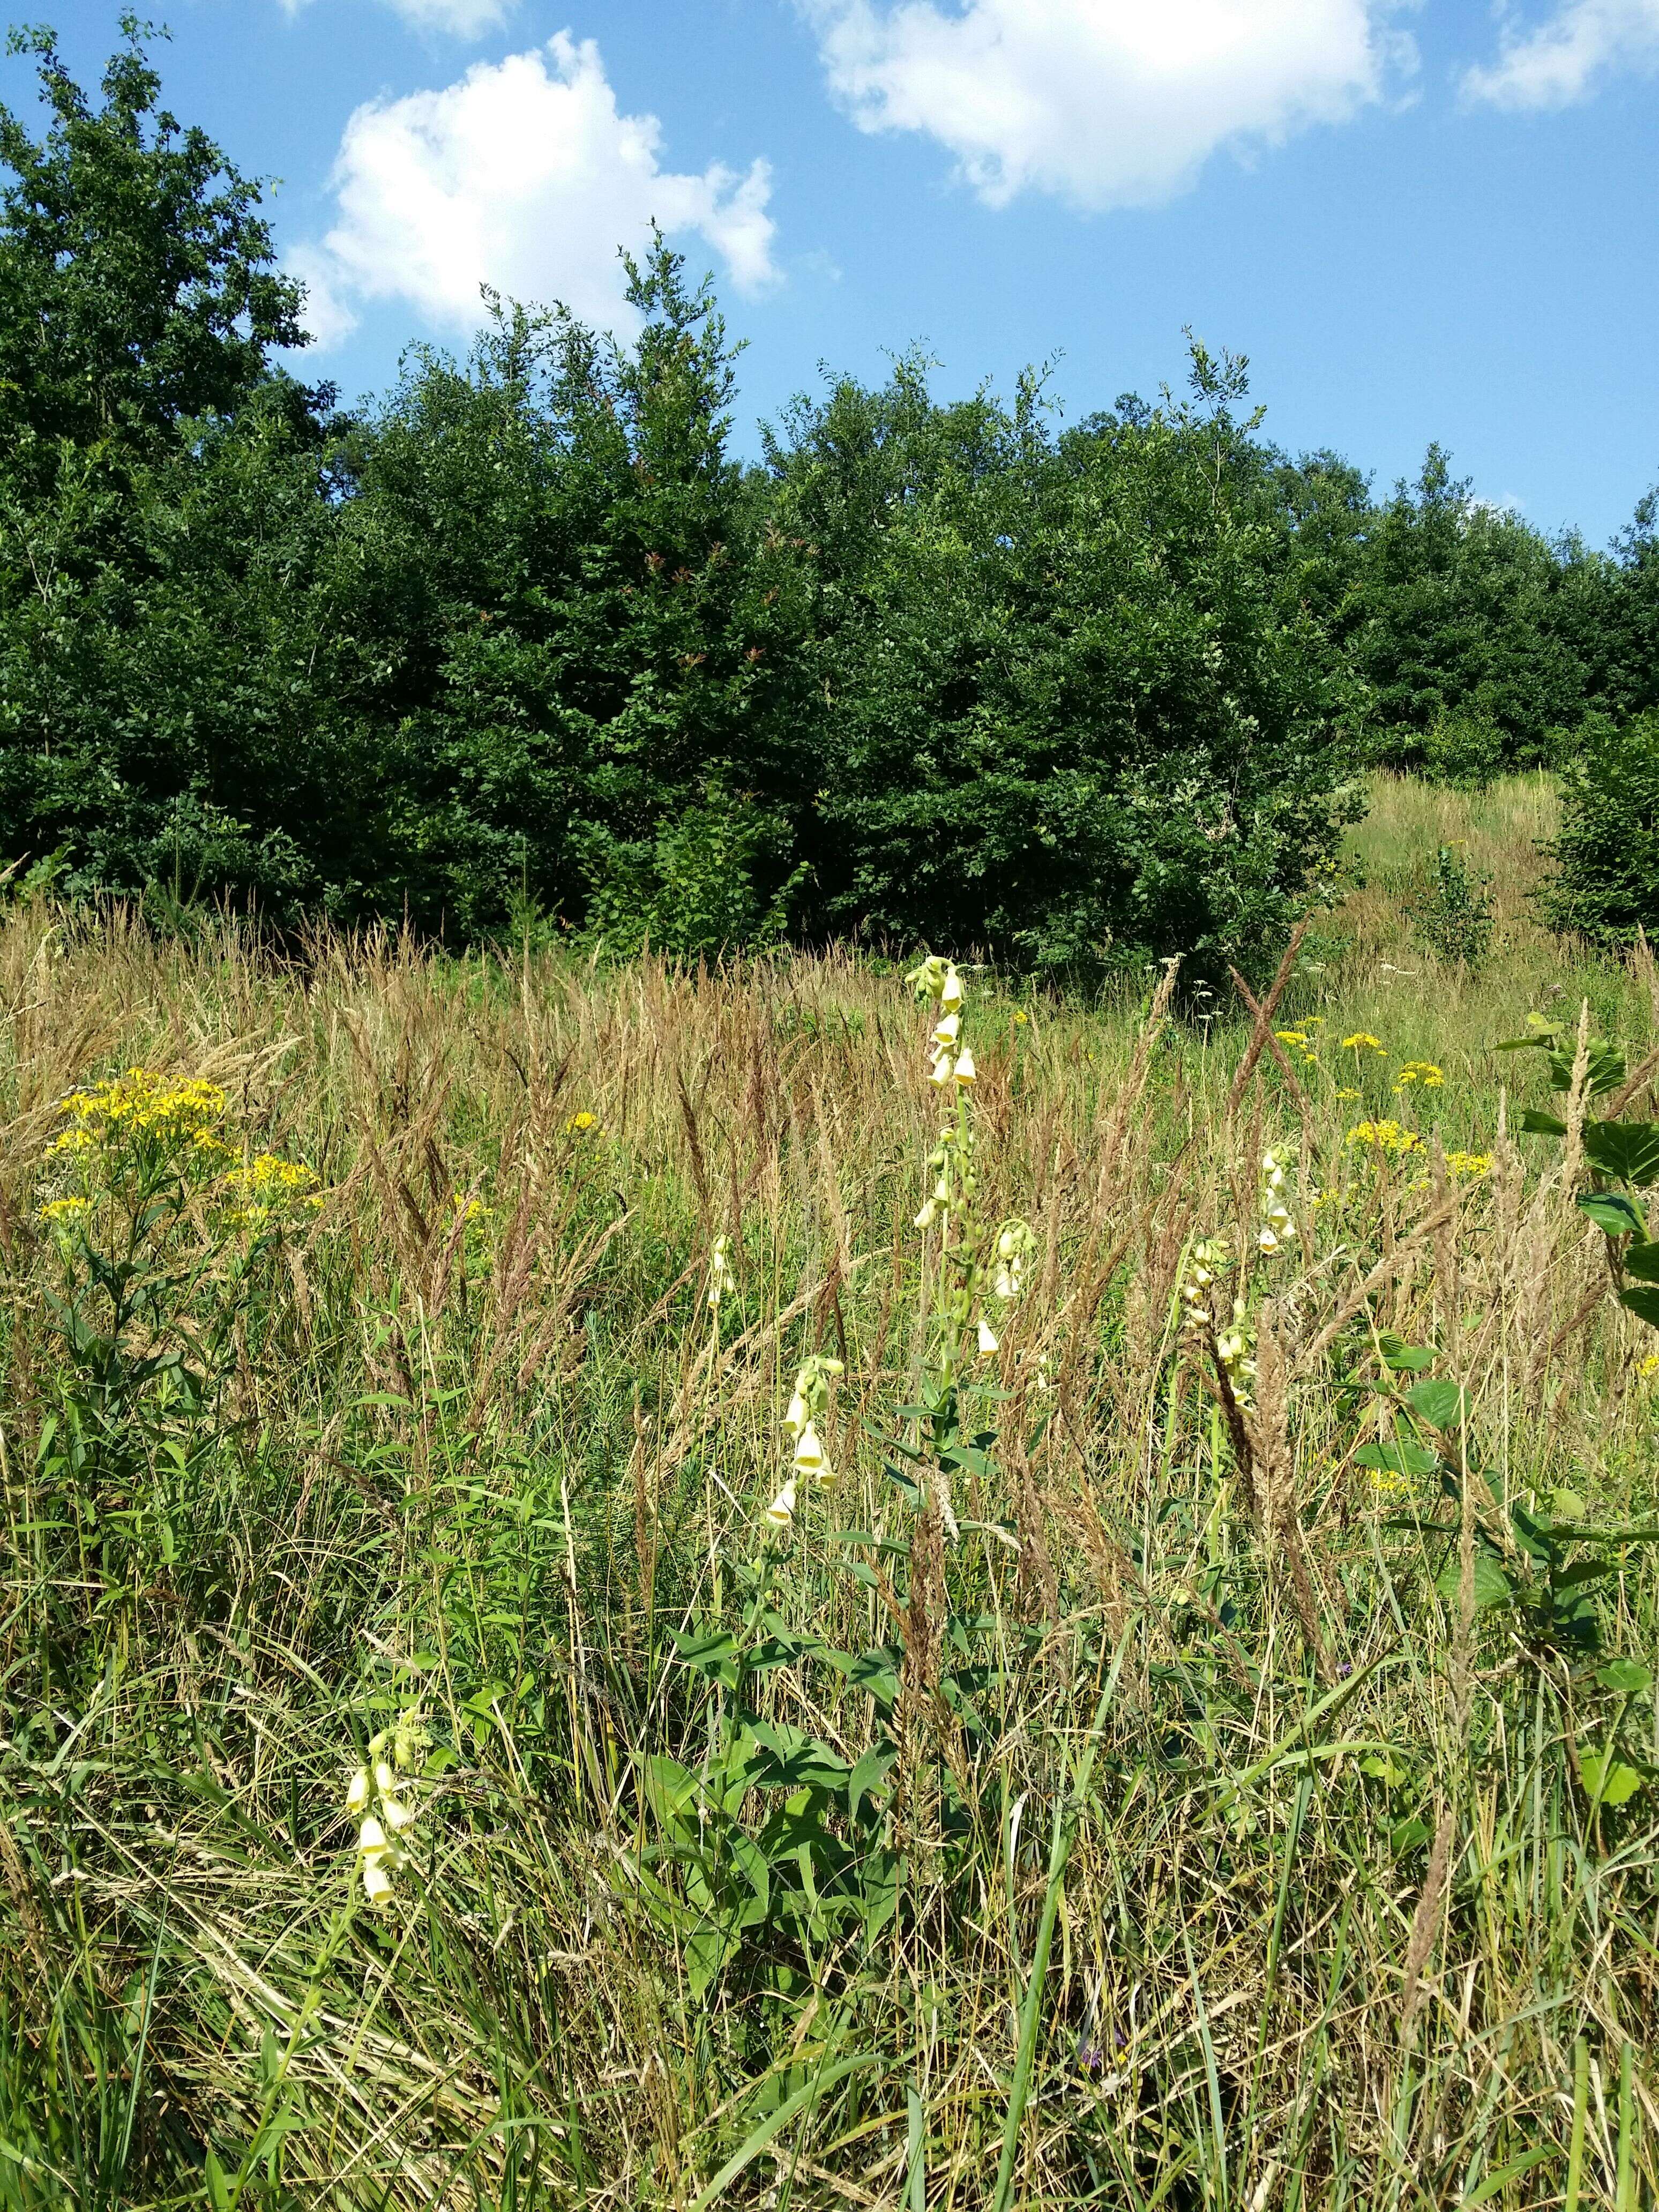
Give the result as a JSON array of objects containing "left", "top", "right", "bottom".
[
  {"left": 1596, "top": 1658, "right": 1654, "bottom": 1694},
  {"left": 1550, "top": 1487, "right": 1588, "bottom": 1522},
  {"left": 1519, "top": 1107, "right": 1568, "bottom": 1137},
  {"left": 1618, "top": 1285, "right": 1659, "bottom": 1329},
  {"left": 1360, "top": 1752, "right": 1410, "bottom": 1788},
  {"left": 1584, "top": 1122, "right": 1659, "bottom": 1187},
  {"left": 1388, "top": 1815, "right": 1431, "bottom": 1853},
  {"left": 1406, "top": 1378, "right": 1464, "bottom": 1430},
  {"left": 670, "top": 1626, "right": 739, "bottom": 1690},
  {"left": 1355, "top": 1440, "right": 1438, "bottom": 1478},
  {"left": 1624, "top": 1239, "right": 1659, "bottom": 1281},
  {"left": 1378, "top": 1333, "right": 1434, "bottom": 1372},
  {"left": 1579, "top": 1751, "right": 1645, "bottom": 1806},
  {"left": 1437, "top": 1550, "right": 1514, "bottom": 1610},
  {"left": 847, "top": 1743, "right": 895, "bottom": 1825},
  {"left": 1579, "top": 1191, "right": 1647, "bottom": 1239}
]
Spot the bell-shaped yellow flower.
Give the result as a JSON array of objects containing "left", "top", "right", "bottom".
[
  {"left": 976, "top": 1316, "right": 999, "bottom": 1354},
  {"left": 952, "top": 1045, "right": 976, "bottom": 1085},
  {"left": 766, "top": 1478, "right": 797, "bottom": 1529}
]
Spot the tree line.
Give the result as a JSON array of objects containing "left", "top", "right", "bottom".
[{"left": 3, "top": 21, "right": 1657, "bottom": 977}]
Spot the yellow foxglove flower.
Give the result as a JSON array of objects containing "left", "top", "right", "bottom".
[
  {"left": 793, "top": 1421, "right": 826, "bottom": 1475},
  {"left": 374, "top": 1759, "right": 397, "bottom": 1797},
  {"left": 766, "top": 1478, "right": 797, "bottom": 1529},
  {"left": 707, "top": 1234, "right": 734, "bottom": 1309},
  {"left": 928, "top": 1051, "right": 954, "bottom": 1087},
  {"left": 784, "top": 1388, "right": 809, "bottom": 1434},
  {"left": 362, "top": 1857, "right": 394, "bottom": 1906},
  {"left": 977, "top": 1316, "right": 999, "bottom": 1354},
  {"left": 952, "top": 1045, "right": 977, "bottom": 1085},
  {"left": 914, "top": 1198, "right": 938, "bottom": 1229},
  {"left": 382, "top": 1794, "right": 415, "bottom": 1833},
  {"left": 940, "top": 963, "right": 965, "bottom": 1012},
  {"left": 932, "top": 1011, "right": 961, "bottom": 1045}
]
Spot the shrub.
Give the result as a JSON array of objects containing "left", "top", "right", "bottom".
[
  {"left": 1421, "top": 708, "right": 1504, "bottom": 789},
  {"left": 1390, "top": 841, "right": 1496, "bottom": 966},
  {"left": 1539, "top": 709, "right": 1659, "bottom": 943}
]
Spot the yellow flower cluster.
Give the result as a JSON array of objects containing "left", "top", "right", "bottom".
[
  {"left": 51, "top": 1068, "right": 228, "bottom": 1152},
  {"left": 1393, "top": 1060, "right": 1445, "bottom": 1091},
  {"left": 566, "top": 1110, "right": 599, "bottom": 1134},
  {"left": 1273, "top": 1027, "right": 1319, "bottom": 1065},
  {"left": 1341, "top": 1033, "right": 1385, "bottom": 1054},
  {"left": 1347, "top": 1119, "right": 1424, "bottom": 1157},
  {"left": 770, "top": 1352, "right": 845, "bottom": 1527},
  {"left": 1444, "top": 1150, "right": 1493, "bottom": 1178},
  {"left": 221, "top": 1153, "right": 322, "bottom": 1227},
  {"left": 346, "top": 1710, "right": 428, "bottom": 1907},
  {"left": 38, "top": 1195, "right": 89, "bottom": 1224}
]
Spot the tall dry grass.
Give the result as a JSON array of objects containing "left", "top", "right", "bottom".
[{"left": 0, "top": 786, "right": 1655, "bottom": 2208}]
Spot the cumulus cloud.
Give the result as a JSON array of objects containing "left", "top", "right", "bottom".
[
  {"left": 291, "top": 34, "right": 776, "bottom": 348},
  {"left": 281, "top": 0, "right": 518, "bottom": 34},
  {"left": 1463, "top": 0, "right": 1659, "bottom": 107},
  {"left": 803, "top": 0, "right": 1411, "bottom": 210}
]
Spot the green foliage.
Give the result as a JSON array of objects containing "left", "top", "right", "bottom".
[
  {"left": 1538, "top": 709, "right": 1659, "bottom": 944},
  {"left": 1389, "top": 841, "right": 1496, "bottom": 966},
  {"left": 765, "top": 348, "right": 1359, "bottom": 982},
  {"left": 1335, "top": 447, "right": 1596, "bottom": 773},
  {"left": 9, "top": 22, "right": 1659, "bottom": 975}
]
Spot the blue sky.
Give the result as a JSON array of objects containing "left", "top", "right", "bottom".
[{"left": 17, "top": 1, "right": 1659, "bottom": 543}]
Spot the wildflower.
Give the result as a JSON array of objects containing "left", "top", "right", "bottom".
[
  {"left": 1347, "top": 1119, "right": 1423, "bottom": 1157},
  {"left": 914, "top": 1197, "right": 939, "bottom": 1229},
  {"left": 1013, "top": 1009, "right": 1029, "bottom": 1026},
  {"left": 928, "top": 1051, "right": 955, "bottom": 1088},
  {"left": 1335, "top": 1087, "right": 1361, "bottom": 1103},
  {"left": 1216, "top": 1299, "right": 1257, "bottom": 1406},
  {"left": 707, "top": 1233, "right": 734, "bottom": 1310},
  {"left": 1641, "top": 1354, "right": 1659, "bottom": 1380},
  {"left": 1258, "top": 1152, "right": 1295, "bottom": 1251},
  {"left": 1393, "top": 1061, "right": 1445, "bottom": 1092},
  {"left": 993, "top": 1220, "right": 1037, "bottom": 1301},
  {"left": 766, "top": 1478, "right": 797, "bottom": 1530},
  {"left": 952, "top": 1044, "right": 977, "bottom": 1086},
  {"left": 977, "top": 1315, "right": 999, "bottom": 1354},
  {"left": 1341, "top": 1033, "right": 1385, "bottom": 1054},
  {"left": 940, "top": 963, "right": 964, "bottom": 1013},
  {"left": 566, "top": 1110, "right": 598, "bottom": 1134},
  {"left": 347, "top": 1713, "right": 428, "bottom": 1907},
  {"left": 793, "top": 1421, "right": 827, "bottom": 1477},
  {"left": 1274, "top": 1030, "right": 1308, "bottom": 1047},
  {"left": 1444, "top": 1150, "right": 1493, "bottom": 1178},
  {"left": 1180, "top": 1237, "right": 1231, "bottom": 1336},
  {"left": 932, "top": 1011, "right": 962, "bottom": 1047},
  {"left": 38, "top": 1195, "right": 89, "bottom": 1223}
]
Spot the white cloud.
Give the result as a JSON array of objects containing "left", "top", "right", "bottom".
[
  {"left": 803, "top": 0, "right": 1413, "bottom": 210},
  {"left": 291, "top": 34, "right": 776, "bottom": 349},
  {"left": 281, "top": 0, "right": 518, "bottom": 34},
  {"left": 1463, "top": 0, "right": 1659, "bottom": 107}
]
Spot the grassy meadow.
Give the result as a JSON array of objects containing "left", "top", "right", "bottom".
[{"left": 1, "top": 774, "right": 1657, "bottom": 2209}]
